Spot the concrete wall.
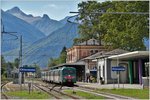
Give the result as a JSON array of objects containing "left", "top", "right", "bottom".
[
  {"left": 97, "top": 58, "right": 105, "bottom": 83},
  {"left": 97, "top": 58, "right": 129, "bottom": 84},
  {"left": 111, "top": 60, "right": 129, "bottom": 83}
]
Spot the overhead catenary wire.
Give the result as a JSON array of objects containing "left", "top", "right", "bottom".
[
  {"left": 67, "top": 14, "right": 79, "bottom": 24},
  {"left": 70, "top": 11, "right": 149, "bottom": 15}
]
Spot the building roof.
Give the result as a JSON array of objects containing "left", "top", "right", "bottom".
[
  {"left": 108, "top": 51, "right": 149, "bottom": 60},
  {"left": 77, "top": 39, "right": 100, "bottom": 46},
  {"left": 49, "top": 61, "right": 85, "bottom": 69},
  {"left": 82, "top": 51, "right": 106, "bottom": 60},
  {"left": 96, "top": 49, "right": 129, "bottom": 59},
  {"left": 104, "top": 48, "right": 129, "bottom": 55},
  {"left": 81, "top": 49, "right": 128, "bottom": 60}
]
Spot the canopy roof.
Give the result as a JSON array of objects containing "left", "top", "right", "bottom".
[{"left": 108, "top": 51, "right": 149, "bottom": 60}]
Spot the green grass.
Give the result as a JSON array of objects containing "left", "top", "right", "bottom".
[
  {"left": 6, "top": 90, "right": 51, "bottom": 99},
  {"left": 64, "top": 90, "right": 106, "bottom": 99},
  {"left": 96, "top": 88, "right": 149, "bottom": 99}
]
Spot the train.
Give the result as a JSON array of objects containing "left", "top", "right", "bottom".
[{"left": 41, "top": 67, "right": 76, "bottom": 85}]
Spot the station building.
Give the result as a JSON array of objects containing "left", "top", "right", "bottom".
[
  {"left": 81, "top": 51, "right": 106, "bottom": 82},
  {"left": 49, "top": 38, "right": 149, "bottom": 85},
  {"left": 66, "top": 39, "right": 108, "bottom": 81},
  {"left": 49, "top": 39, "right": 111, "bottom": 82},
  {"left": 108, "top": 51, "right": 149, "bottom": 85},
  {"left": 66, "top": 39, "right": 107, "bottom": 63},
  {"left": 95, "top": 50, "right": 149, "bottom": 86}
]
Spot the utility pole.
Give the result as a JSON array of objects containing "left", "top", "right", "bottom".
[{"left": 19, "top": 35, "right": 22, "bottom": 90}]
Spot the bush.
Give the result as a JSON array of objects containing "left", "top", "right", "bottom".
[{"left": 92, "top": 77, "right": 97, "bottom": 83}]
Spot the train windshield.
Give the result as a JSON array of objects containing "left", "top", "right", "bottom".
[{"left": 63, "top": 69, "right": 75, "bottom": 75}]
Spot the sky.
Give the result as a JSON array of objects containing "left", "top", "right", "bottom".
[{"left": 1, "top": 0, "right": 106, "bottom": 20}]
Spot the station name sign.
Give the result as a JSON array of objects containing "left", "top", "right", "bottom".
[
  {"left": 19, "top": 67, "right": 36, "bottom": 72},
  {"left": 112, "top": 66, "right": 125, "bottom": 71}
]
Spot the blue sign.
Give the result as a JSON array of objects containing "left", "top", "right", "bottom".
[
  {"left": 19, "top": 67, "right": 36, "bottom": 72},
  {"left": 112, "top": 66, "right": 125, "bottom": 71}
]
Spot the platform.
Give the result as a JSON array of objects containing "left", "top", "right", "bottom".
[{"left": 75, "top": 82, "right": 144, "bottom": 89}]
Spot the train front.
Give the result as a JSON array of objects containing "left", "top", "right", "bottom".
[{"left": 62, "top": 67, "right": 76, "bottom": 85}]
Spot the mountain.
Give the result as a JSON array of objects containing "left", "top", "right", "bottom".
[
  {"left": 22, "top": 22, "right": 79, "bottom": 67},
  {"left": 60, "top": 16, "right": 78, "bottom": 25},
  {"left": 6, "top": 7, "right": 64, "bottom": 36},
  {"left": 3, "top": 7, "right": 79, "bottom": 68},
  {"left": 6, "top": 7, "right": 41, "bottom": 23},
  {"left": 31, "top": 14, "right": 64, "bottom": 36},
  {"left": 1, "top": 10, "right": 45, "bottom": 52},
  {"left": 4, "top": 22, "right": 79, "bottom": 68},
  {"left": 59, "top": 16, "right": 70, "bottom": 25}
]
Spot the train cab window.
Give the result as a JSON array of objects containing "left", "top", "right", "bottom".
[{"left": 63, "top": 69, "right": 75, "bottom": 75}]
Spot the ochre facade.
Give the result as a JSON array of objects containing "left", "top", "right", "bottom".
[{"left": 66, "top": 45, "right": 107, "bottom": 63}]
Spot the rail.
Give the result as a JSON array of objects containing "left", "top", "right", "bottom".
[
  {"left": 33, "top": 84, "right": 61, "bottom": 99},
  {"left": 1, "top": 82, "right": 9, "bottom": 99},
  {"left": 75, "top": 85, "right": 136, "bottom": 99}
]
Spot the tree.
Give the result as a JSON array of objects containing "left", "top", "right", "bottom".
[
  {"left": 48, "top": 46, "right": 67, "bottom": 67},
  {"left": 48, "top": 58, "right": 59, "bottom": 68},
  {"left": 6, "top": 62, "right": 14, "bottom": 78},
  {"left": 77, "top": 1, "right": 112, "bottom": 45},
  {"left": 100, "top": 1, "right": 149, "bottom": 51},
  {"left": 59, "top": 46, "right": 67, "bottom": 63},
  {"left": 77, "top": 1, "right": 149, "bottom": 51},
  {"left": 1, "top": 55, "right": 6, "bottom": 76},
  {"left": 33, "top": 63, "right": 41, "bottom": 78},
  {"left": 14, "top": 58, "right": 20, "bottom": 68}
]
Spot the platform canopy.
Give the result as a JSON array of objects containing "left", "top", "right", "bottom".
[
  {"left": 108, "top": 51, "right": 149, "bottom": 60},
  {"left": 50, "top": 60, "right": 85, "bottom": 69}
]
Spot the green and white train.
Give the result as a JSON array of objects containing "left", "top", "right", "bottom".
[{"left": 41, "top": 67, "right": 76, "bottom": 85}]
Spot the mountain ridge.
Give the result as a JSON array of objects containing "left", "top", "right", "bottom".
[
  {"left": 6, "top": 7, "right": 41, "bottom": 23},
  {"left": 6, "top": 7, "right": 66, "bottom": 36},
  {"left": 1, "top": 10, "right": 45, "bottom": 52}
]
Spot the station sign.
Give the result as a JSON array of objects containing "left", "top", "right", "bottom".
[
  {"left": 19, "top": 67, "right": 36, "bottom": 72},
  {"left": 112, "top": 66, "right": 125, "bottom": 71}
]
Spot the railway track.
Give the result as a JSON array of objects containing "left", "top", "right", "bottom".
[
  {"left": 75, "top": 85, "right": 136, "bottom": 99},
  {"left": 33, "top": 83, "right": 80, "bottom": 99},
  {"left": 1, "top": 82, "right": 9, "bottom": 99},
  {"left": 33, "top": 84, "right": 61, "bottom": 99},
  {"left": 50, "top": 87, "right": 79, "bottom": 99},
  {"left": 38, "top": 80, "right": 136, "bottom": 99}
]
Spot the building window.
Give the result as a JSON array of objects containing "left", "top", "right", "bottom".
[
  {"left": 93, "top": 40, "right": 95, "bottom": 45},
  {"left": 83, "top": 52, "right": 86, "bottom": 57},
  {"left": 90, "top": 50, "right": 93, "bottom": 55},
  {"left": 95, "top": 50, "right": 98, "bottom": 53},
  {"left": 145, "top": 62, "right": 149, "bottom": 77}
]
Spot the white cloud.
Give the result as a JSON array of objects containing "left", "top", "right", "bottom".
[
  {"left": 48, "top": 4, "right": 57, "bottom": 8},
  {"left": 43, "top": 4, "right": 57, "bottom": 9}
]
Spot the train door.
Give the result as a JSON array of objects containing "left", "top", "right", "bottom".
[
  {"left": 55, "top": 70, "right": 59, "bottom": 82},
  {"left": 48, "top": 71, "right": 50, "bottom": 82},
  {"left": 60, "top": 70, "right": 62, "bottom": 83}
]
